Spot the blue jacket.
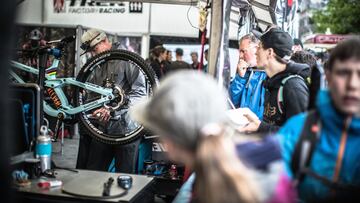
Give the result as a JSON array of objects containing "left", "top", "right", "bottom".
[
  {"left": 277, "top": 90, "right": 360, "bottom": 201},
  {"left": 229, "top": 70, "right": 267, "bottom": 119}
]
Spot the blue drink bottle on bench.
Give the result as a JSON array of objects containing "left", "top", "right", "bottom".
[{"left": 36, "top": 126, "right": 52, "bottom": 172}]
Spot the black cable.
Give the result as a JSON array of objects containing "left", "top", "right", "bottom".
[
  {"left": 51, "top": 161, "right": 79, "bottom": 173},
  {"left": 187, "top": 0, "right": 199, "bottom": 29}
]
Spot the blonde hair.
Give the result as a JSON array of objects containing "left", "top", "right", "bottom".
[{"left": 194, "top": 133, "right": 260, "bottom": 203}]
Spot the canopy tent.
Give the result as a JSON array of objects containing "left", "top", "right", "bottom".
[
  {"left": 207, "top": 0, "right": 300, "bottom": 87},
  {"left": 16, "top": 0, "right": 300, "bottom": 86}
]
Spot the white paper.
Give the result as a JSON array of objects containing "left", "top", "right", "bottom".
[{"left": 226, "top": 107, "right": 257, "bottom": 127}]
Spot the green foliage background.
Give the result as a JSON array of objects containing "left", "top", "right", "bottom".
[{"left": 312, "top": 0, "right": 360, "bottom": 34}]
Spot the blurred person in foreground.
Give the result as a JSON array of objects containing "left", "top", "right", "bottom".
[
  {"left": 277, "top": 38, "right": 360, "bottom": 202},
  {"left": 131, "top": 71, "right": 296, "bottom": 203}
]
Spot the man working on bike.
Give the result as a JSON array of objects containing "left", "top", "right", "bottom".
[{"left": 77, "top": 28, "right": 147, "bottom": 173}]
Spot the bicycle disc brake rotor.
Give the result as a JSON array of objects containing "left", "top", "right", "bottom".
[{"left": 103, "top": 84, "right": 125, "bottom": 111}]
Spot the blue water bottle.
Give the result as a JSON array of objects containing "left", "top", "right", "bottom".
[{"left": 36, "top": 126, "right": 52, "bottom": 172}]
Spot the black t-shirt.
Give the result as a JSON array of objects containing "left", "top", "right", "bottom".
[{"left": 168, "top": 61, "right": 191, "bottom": 72}]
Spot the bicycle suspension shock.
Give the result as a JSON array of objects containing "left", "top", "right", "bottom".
[
  {"left": 46, "top": 88, "right": 63, "bottom": 142},
  {"left": 46, "top": 88, "right": 62, "bottom": 109}
]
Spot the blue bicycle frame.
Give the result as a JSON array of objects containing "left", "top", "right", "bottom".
[{"left": 10, "top": 59, "right": 116, "bottom": 119}]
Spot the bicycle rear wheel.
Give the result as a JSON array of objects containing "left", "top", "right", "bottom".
[{"left": 75, "top": 50, "right": 157, "bottom": 145}]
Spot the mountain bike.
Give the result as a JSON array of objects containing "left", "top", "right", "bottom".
[{"left": 10, "top": 36, "right": 157, "bottom": 145}]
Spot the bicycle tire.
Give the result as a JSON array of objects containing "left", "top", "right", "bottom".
[{"left": 75, "top": 50, "right": 158, "bottom": 145}]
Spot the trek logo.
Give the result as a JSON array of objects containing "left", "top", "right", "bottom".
[
  {"left": 68, "top": 0, "right": 125, "bottom": 7},
  {"left": 152, "top": 142, "right": 168, "bottom": 152}
]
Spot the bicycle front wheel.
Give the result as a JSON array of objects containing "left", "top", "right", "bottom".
[{"left": 75, "top": 50, "right": 157, "bottom": 145}]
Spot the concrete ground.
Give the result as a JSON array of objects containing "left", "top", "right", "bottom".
[{"left": 52, "top": 135, "right": 79, "bottom": 169}]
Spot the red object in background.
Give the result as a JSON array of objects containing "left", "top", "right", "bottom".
[
  {"left": 305, "top": 34, "right": 354, "bottom": 44},
  {"left": 286, "top": 0, "right": 293, "bottom": 16},
  {"left": 311, "top": 124, "right": 320, "bottom": 134},
  {"left": 287, "top": 0, "right": 293, "bottom": 7},
  {"left": 56, "top": 128, "right": 71, "bottom": 139},
  {"left": 199, "top": 29, "right": 207, "bottom": 71},
  {"left": 169, "top": 164, "right": 178, "bottom": 180},
  {"left": 183, "top": 166, "right": 192, "bottom": 182}
]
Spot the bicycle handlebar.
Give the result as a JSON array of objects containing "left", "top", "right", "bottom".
[
  {"left": 16, "top": 35, "right": 75, "bottom": 58},
  {"left": 47, "top": 35, "right": 75, "bottom": 45}
]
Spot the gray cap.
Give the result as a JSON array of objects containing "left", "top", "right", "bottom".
[
  {"left": 130, "top": 70, "right": 229, "bottom": 151},
  {"left": 81, "top": 28, "right": 107, "bottom": 49}
]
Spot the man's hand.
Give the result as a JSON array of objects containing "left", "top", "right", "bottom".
[
  {"left": 237, "top": 59, "right": 249, "bottom": 77},
  {"left": 238, "top": 113, "right": 261, "bottom": 133},
  {"left": 93, "top": 107, "right": 111, "bottom": 122}
]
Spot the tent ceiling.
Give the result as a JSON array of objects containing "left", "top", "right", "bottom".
[
  {"left": 95, "top": 0, "right": 276, "bottom": 30},
  {"left": 94, "top": 0, "right": 197, "bottom": 5}
]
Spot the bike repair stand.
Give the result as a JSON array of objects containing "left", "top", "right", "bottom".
[
  {"left": 38, "top": 48, "right": 65, "bottom": 155},
  {"left": 38, "top": 48, "right": 47, "bottom": 127},
  {"left": 53, "top": 113, "right": 65, "bottom": 155}
]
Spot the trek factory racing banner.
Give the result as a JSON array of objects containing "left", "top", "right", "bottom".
[
  {"left": 46, "top": 0, "right": 149, "bottom": 33},
  {"left": 53, "top": 0, "right": 143, "bottom": 14}
]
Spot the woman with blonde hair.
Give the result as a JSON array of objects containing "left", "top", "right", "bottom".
[{"left": 131, "top": 71, "right": 295, "bottom": 203}]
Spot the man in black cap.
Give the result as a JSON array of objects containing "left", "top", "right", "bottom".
[{"left": 240, "top": 27, "right": 310, "bottom": 134}]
